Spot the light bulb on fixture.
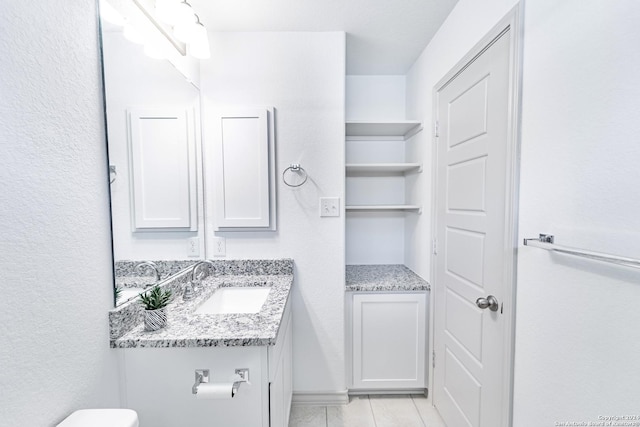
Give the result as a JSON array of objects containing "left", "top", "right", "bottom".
[
  {"left": 189, "top": 20, "right": 210, "bottom": 59},
  {"left": 174, "top": 1, "right": 196, "bottom": 26},
  {"left": 173, "top": 13, "right": 198, "bottom": 43},
  {"left": 155, "top": 0, "right": 180, "bottom": 26}
]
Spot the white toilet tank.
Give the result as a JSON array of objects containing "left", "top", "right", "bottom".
[{"left": 57, "top": 409, "right": 139, "bottom": 427}]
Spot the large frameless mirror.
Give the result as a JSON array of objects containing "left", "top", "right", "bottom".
[{"left": 98, "top": 0, "right": 206, "bottom": 305}]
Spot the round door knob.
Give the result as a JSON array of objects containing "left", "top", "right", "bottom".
[{"left": 476, "top": 295, "right": 499, "bottom": 312}]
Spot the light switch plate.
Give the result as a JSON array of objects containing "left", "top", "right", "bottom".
[{"left": 320, "top": 197, "right": 340, "bottom": 217}]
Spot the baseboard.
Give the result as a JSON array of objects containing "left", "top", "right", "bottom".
[
  {"left": 291, "top": 390, "right": 349, "bottom": 406},
  {"left": 349, "top": 388, "right": 428, "bottom": 396}
]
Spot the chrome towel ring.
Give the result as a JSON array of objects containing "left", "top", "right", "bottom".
[{"left": 282, "top": 164, "right": 308, "bottom": 187}]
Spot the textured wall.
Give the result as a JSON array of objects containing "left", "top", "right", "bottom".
[
  {"left": 407, "top": 0, "right": 640, "bottom": 423},
  {"left": 0, "top": 1, "right": 121, "bottom": 426},
  {"left": 514, "top": 0, "right": 640, "bottom": 423},
  {"left": 200, "top": 32, "right": 346, "bottom": 395}
]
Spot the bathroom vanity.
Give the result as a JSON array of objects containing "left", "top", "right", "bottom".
[{"left": 109, "top": 260, "right": 293, "bottom": 427}]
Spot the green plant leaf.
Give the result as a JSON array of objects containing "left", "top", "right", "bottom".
[{"left": 139, "top": 286, "right": 172, "bottom": 310}]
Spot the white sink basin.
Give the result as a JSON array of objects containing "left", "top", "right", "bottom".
[{"left": 195, "top": 287, "right": 271, "bottom": 314}]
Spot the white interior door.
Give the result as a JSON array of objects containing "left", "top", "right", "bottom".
[{"left": 433, "top": 22, "right": 518, "bottom": 427}]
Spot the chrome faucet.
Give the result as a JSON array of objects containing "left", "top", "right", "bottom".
[
  {"left": 134, "top": 261, "right": 161, "bottom": 287},
  {"left": 191, "top": 260, "right": 215, "bottom": 282},
  {"left": 183, "top": 260, "right": 215, "bottom": 300}
]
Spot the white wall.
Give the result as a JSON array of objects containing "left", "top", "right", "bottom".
[
  {"left": 0, "top": 1, "right": 121, "bottom": 426},
  {"left": 103, "top": 32, "right": 205, "bottom": 261},
  {"left": 407, "top": 0, "right": 640, "bottom": 423},
  {"left": 346, "top": 75, "right": 406, "bottom": 120},
  {"left": 200, "top": 32, "right": 346, "bottom": 395}
]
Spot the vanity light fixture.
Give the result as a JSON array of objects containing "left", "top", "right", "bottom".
[
  {"left": 155, "top": 0, "right": 211, "bottom": 59},
  {"left": 173, "top": 1, "right": 197, "bottom": 27},
  {"left": 102, "top": 0, "right": 208, "bottom": 60}
]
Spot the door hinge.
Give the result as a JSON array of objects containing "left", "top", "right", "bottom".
[
  {"left": 432, "top": 239, "right": 438, "bottom": 255},
  {"left": 434, "top": 120, "right": 439, "bottom": 138},
  {"left": 432, "top": 351, "right": 436, "bottom": 368}
]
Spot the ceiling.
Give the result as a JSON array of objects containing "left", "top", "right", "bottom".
[{"left": 188, "top": 0, "right": 459, "bottom": 75}]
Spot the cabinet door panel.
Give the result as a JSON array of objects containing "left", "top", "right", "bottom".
[
  {"left": 121, "top": 347, "right": 267, "bottom": 427},
  {"left": 268, "top": 302, "right": 292, "bottom": 427},
  {"left": 212, "top": 108, "right": 275, "bottom": 230},
  {"left": 283, "top": 311, "right": 293, "bottom": 426},
  {"left": 269, "top": 356, "right": 285, "bottom": 427},
  {"left": 352, "top": 293, "right": 426, "bottom": 389},
  {"left": 128, "top": 107, "right": 197, "bottom": 231}
]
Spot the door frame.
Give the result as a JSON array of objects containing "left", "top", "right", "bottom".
[{"left": 428, "top": 4, "right": 524, "bottom": 426}]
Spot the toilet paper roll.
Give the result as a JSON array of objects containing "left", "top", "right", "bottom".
[{"left": 195, "top": 383, "right": 235, "bottom": 400}]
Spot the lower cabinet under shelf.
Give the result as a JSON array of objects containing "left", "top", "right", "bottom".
[{"left": 349, "top": 292, "right": 427, "bottom": 391}]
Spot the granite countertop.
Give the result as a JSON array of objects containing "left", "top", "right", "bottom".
[
  {"left": 115, "top": 276, "right": 157, "bottom": 288},
  {"left": 112, "top": 274, "right": 292, "bottom": 348},
  {"left": 345, "top": 264, "right": 430, "bottom": 292}
]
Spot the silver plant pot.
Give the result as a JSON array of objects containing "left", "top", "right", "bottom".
[{"left": 144, "top": 308, "right": 167, "bottom": 331}]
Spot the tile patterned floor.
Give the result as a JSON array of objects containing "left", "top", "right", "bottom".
[{"left": 289, "top": 395, "right": 446, "bottom": 427}]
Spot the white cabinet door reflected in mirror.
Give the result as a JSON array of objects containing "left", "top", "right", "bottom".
[
  {"left": 209, "top": 107, "right": 276, "bottom": 231},
  {"left": 128, "top": 107, "right": 197, "bottom": 231}
]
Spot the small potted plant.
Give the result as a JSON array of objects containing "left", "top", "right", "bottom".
[{"left": 139, "top": 286, "right": 172, "bottom": 332}]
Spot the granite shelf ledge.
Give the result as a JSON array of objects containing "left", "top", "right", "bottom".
[{"left": 345, "top": 264, "right": 430, "bottom": 292}]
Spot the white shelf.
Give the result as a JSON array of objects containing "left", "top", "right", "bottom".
[
  {"left": 346, "top": 163, "right": 422, "bottom": 174},
  {"left": 346, "top": 205, "right": 422, "bottom": 213},
  {"left": 346, "top": 121, "right": 422, "bottom": 139}
]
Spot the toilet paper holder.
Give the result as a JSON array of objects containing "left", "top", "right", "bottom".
[{"left": 192, "top": 368, "right": 250, "bottom": 396}]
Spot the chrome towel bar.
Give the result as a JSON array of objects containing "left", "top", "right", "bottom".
[{"left": 523, "top": 234, "right": 640, "bottom": 270}]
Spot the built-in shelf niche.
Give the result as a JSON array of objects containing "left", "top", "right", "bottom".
[{"left": 345, "top": 120, "right": 423, "bottom": 265}]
